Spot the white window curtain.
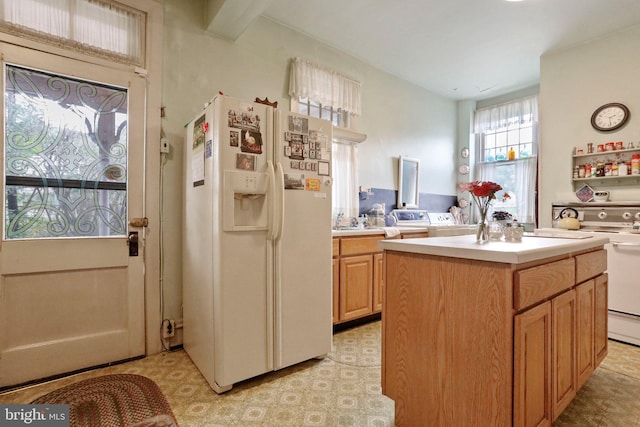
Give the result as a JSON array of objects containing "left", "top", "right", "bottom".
[
  {"left": 475, "top": 157, "right": 537, "bottom": 224},
  {"left": 0, "top": 0, "right": 145, "bottom": 66},
  {"left": 289, "top": 57, "right": 362, "bottom": 116},
  {"left": 474, "top": 95, "right": 538, "bottom": 133},
  {"left": 331, "top": 141, "right": 359, "bottom": 219}
]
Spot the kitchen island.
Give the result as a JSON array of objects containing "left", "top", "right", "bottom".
[{"left": 378, "top": 234, "right": 609, "bottom": 427}]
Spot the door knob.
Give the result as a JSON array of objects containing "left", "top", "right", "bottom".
[{"left": 128, "top": 231, "right": 139, "bottom": 256}]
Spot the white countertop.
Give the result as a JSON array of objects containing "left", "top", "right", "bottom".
[
  {"left": 332, "top": 226, "right": 429, "bottom": 237},
  {"left": 377, "top": 233, "right": 610, "bottom": 264}
]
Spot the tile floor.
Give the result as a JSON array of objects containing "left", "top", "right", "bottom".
[{"left": 1, "top": 320, "right": 639, "bottom": 426}]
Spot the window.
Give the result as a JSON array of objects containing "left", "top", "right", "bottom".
[
  {"left": 4, "top": 65, "right": 129, "bottom": 239},
  {"left": 0, "top": 0, "right": 146, "bottom": 66},
  {"left": 474, "top": 95, "right": 538, "bottom": 224},
  {"left": 289, "top": 58, "right": 363, "bottom": 219},
  {"left": 296, "top": 97, "right": 349, "bottom": 128}
]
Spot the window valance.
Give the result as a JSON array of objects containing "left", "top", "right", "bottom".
[
  {"left": 474, "top": 95, "right": 538, "bottom": 133},
  {"left": 289, "top": 57, "right": 362, "bottom": 116}
]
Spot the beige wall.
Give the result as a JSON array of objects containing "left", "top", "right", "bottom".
[
  {"left": 539, "top": 25, "right": 640, "bottom": 227},
  {"left": 161, "top": 0, "right": 458, "bottom": 322}
]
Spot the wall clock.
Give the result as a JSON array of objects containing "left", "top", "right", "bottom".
[{"left": 590, "top": 102, "right": 630, "bottom": 132}]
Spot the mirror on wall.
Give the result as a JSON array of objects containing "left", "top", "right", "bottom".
[{"left": 397, "top": 156, "right": 420, "bottom": 209}]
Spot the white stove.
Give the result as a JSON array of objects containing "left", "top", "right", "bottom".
[
  {"left": 390, "top": 209, "right": 477, "bottom": 237},
  {"left": 552, "top": 201, "right": 640, "bottom": 346}
]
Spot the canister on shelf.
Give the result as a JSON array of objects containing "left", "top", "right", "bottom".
[
  {"left": 612, "top": 162, "right": 619, "bottom": 176},
  {"left": 579, "top": 164, "right": 586, "bottom": 178},
  {"left": 632, "top": 154, "right": 640, "bottom": 175},
  {"left": 605, "top": 162, "right": 613, "bottom": 176},
  {"left": 597, "top": 144, "right": 605, "bottom": 152},
  {"left": 606, "top": 142, "right": 615, "bottom": 151},
  {"left": 618, "top": 161, "right": 628, "bottom": 176},
  {"left": 585, "top": 164, "right": 592, "bottom": 177},
  {"left": 587, "top": 142, "right": 594, "bottom": 153},
  {"left": 573, "top": 165, "right": 579, "bottom": 179},
  {"left": 616, "top": 141, "right": 624, "bottom": 150}
]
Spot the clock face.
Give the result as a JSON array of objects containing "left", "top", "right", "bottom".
[{"left": 591, "top": 103, "right": 630, "bottom": 132}]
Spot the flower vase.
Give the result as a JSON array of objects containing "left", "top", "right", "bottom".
[{"left": 476, "top": 212, "right": 489, "bottom": 244}]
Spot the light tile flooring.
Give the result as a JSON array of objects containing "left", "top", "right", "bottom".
[{"left": 1, "top": 321, "right": 640, "bottom": 426}]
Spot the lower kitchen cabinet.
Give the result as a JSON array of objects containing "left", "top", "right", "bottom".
[
  {"left": 339, "top": 254, "right": 373, "bottom": 321},
  {"left": 514, "top": 301, "right": 552, "bottom": 427},
  {"left": 576, "top": 280, "right": 595, "bottom": 390},
  {"left": 552, "top": 289, "right": 577, "bottom": 420},
  {"left": 594, "top": 274, "right": 608, "bottom": 365},
  {"left": 333, "top": 232, "right": 427, "bottom": 324},
  {"left": 373, "top": 253, "right": 384, "bottom": 312},
  {"left": 512, "top": 252, "right": 608, "bottom": 427},
  {"left": 332, "top": 257, "right": 339, "bottom": 323}
]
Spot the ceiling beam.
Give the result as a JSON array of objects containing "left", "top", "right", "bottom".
[{"left": 205, "top": 0, "right": 274, "bottom": 41}]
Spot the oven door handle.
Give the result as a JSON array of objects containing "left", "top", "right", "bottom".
[{"left": 612, "top": 242, "right": 640, "bottom": 247}]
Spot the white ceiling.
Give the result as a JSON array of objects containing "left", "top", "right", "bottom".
[{"left": 255, "top": 0, "right": 640, "bottom": 101}]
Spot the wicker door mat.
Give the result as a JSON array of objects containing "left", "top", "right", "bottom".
[{"left": 31, "top": 374, "right": 178, "bottom": 427}]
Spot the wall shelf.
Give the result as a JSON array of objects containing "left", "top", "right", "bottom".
[
  {"left": 572, "top": 175, "right": 640, "bottom": 186},
  {"left": 572, "top": 148, "right": 640, "bottom": 188}
]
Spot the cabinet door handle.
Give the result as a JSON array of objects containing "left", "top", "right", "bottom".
[{"left": 612, "top": 242, "right": 640, "bottom": 247}]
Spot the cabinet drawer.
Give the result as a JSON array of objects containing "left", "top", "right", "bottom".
[
  {"left": 402, "top": 232, "right": 429, "bottom": 239},
  {"left": 514, "top": 258, "right": 575, "bottom": 311},
  {"left": 332, "top": 238, "right": 340, "bottom": 257},
  {"left": 340, "top": 236, "right": 383, "bottom": 255},
  {"left": 575, "top": 249, "right": 607, "bottom": 284}
]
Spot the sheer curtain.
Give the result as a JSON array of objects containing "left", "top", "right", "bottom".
[
  {"left": 332, "top": 141, "right": 359, "bottom": 218},
  {"left": 476, "top": 157, "right": 536, "bottom": 223},
  {"left": 474, "top": 95, "right": 538, "bottom": 133},
  {"left": 289, "top": 57, "right": 362, "bottom": 116},
  {"left": 289, "top": 57, "right": 363, "bottom": 219},
  {"left": 0, "top": 0, "right": 145, "bottom": 66}
]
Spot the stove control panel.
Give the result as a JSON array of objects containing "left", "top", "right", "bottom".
[{"left": 552, "top": 202, "right": 640, "bottom": 231}]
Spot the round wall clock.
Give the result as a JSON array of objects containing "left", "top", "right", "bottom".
[{"left": 590, "top": 102, "right": 630, "bottom": 132}]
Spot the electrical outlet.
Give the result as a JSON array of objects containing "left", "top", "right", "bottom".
[
  {"left": 162, "top": 319, "right": 175, "bottom": 338},
  {"left": 160, "top": 138, "right": 170, "bottom": 154}
]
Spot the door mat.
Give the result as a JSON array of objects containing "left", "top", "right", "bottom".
[{"left": 31, "top": 374, "right": 178, "bottom": 427}]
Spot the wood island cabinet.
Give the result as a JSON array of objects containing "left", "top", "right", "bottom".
[
  {"left": 332, "top": 231, "right": 427, "bottom": 324},
  {"left": 383, "top": 245, "right": 608, "bottom": 427}
]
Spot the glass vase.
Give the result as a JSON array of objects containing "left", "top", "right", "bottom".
[{"left": 476, "top": 211, "right": 489, "bottom": 244}]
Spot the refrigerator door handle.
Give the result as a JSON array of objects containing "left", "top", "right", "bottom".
[
  {"left": 275, "top": 162, "right": 285, "bottom": 241},
  {"left": 267, "top": 160, "right": 277, "bottom": 241}
]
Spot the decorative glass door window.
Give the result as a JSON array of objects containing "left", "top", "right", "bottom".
[{"left": 4, "top": 64, "right": 128, "bottom": 239}]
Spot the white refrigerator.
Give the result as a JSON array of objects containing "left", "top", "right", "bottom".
[{"left": 183, "top": 94, "right": 333, "bottom": 393}]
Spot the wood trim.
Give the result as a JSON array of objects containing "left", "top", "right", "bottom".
[{"left": 383, "top": 252, "right": 513, "bottom": 426}]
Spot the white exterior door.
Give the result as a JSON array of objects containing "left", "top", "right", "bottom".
[{"left": 0, "top": 44, "right": 146, "bottom": 388}]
